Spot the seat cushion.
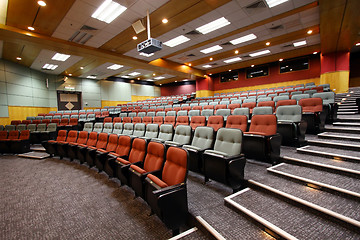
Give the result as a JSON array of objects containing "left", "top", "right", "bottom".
[
  {"left": 130, "top": 165, "right": 146, "bottom": 174},
  {"left": 204, "top": 149, "right": 229, "bottom": 157},
  {"left": 147, "top": 174, "right": 168, "bottom": 188},
  {"left": 116, "top": 157, "right": 130, "bottom": 165},
  {"left": 244, "top": 131, "right": 268, "bottom": 136}
]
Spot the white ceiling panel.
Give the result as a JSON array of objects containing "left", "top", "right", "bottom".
[{"left": 79, "top": 62, "right": 132, "bottom": 79}]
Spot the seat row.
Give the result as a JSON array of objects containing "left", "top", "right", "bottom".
[{"left": 0, "top": 130, "right": 30, "bottom": 153}]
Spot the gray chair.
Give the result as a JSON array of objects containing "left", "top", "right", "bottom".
[
  {"left": 165, "top": 125, "right": 192, "bottom": 147},
  {"left": 273, "top": 95, "right": 289, "bottom": 105},
  {"left": 103, "top": 122, "right": 113, "bottom": 134},
  {"left": 141, "top": 123, "right": 159, "bottom": 140},
  {"left": 209, "top": 101, "right": 219, "bottom": 106},
  {"left": 291, "top": 94, "right": 310, "bottom": 103},
  {"left": 86, "top": 114, "right": 96, "bottom": 122},
  {"left": 304, "top": 89, "right": 317, "bottom": 96},
  {"left": 188, "top": 110, "right": 200, "bottom": 120},
  {"left": 290, "top": 91, "right": 302, "bottom": 96},
  {"left": 231, "top": 99, "right": 242, "bottom": 105},
  {"left": 113, "top": 122, "right": 123, "bottom": 135},
  {"left": 128, "top": 112, "right": 137, "bottom": 119},
  {"left": 278, "top": 92, "right": 289, "bottom": 96},
  {"left": 71, "top": 115, "right": 79, "bottom": 119},
  {"left": 83, "top": 122, "right": 93, "bottom": 132},
  {"left": 156, "top": 111, "right": 166, "bottom": 118},
  {"left": 203, "top": 128, "right": 246, "bottom": 191},
  {"left": 131, "top": 123, "right": 146, "bottom": 137},
  {"left": 190, "top": 103, "right": 198, "bottom": 107},
  {"left": 121, "top": 123, "right": 134, "bottom": 136},
  {"left": 27, "top": 124, "right": 37, "bottom": 133},
  {"left": 257, "top": 97, "right": 272, "bottom": 103},
  {"left": 319, "top": 84, "right": 330, "bottom": 91},
  {"left": 243, "top": 98, "right": 256, "bottom": 103},
  {"left": 233, "top": 108, "right": 250, "bottom": 119},
  {"left": 31, "top": 123, "right": 46, "bottom": 143},
  {"left": 93, "top": 122, "right": 103, "bottom": 133},
  {"left": 201, "top": 109, "right": 214, "bottom": 121},
  {"left": 40, "top": 123, "right": 57, "bottom": 141},
  {"left": 26, "top": 116, "right": 35, "bottom": 121},
  {"left": 199, "top": 102, "right": 208, "bottom": 107},
  {"left": 62, "top": 115, "right": 70, "bottom": 119},
  {"left": 313, "top": 92, "right": 336, "bottom": 123},
  {"left": 35, "top": 116, "right": 44, "bottom": 120},
  {"left": 220, "top": 100, "right": 229, "bottom": 106},
  {"left": 252, "top": 106, "right": 273, "bottom": 116},
  {"left": 215, "top": 109, "right": 231, "bottom": 121},
  {"left": 151, "top": 124, "right": 174, "bottom": 143},
  {"left": 137, "top": 112, "right": 146, "bottom": 119},
  {"left": 120, "top": 113, "right": 128, "bottom": 119},
  {"left": 166, "top": 111, "right": 176, "bottom": 117},
  {"left": 183, "top": 126, "right": 215, "bottom": 172},
  {"left": 177, "top": 110, "right": 188, "bottom": 117},
  {"left": 16, "top": 124, "right": 27, "bottom": 131},
  {"left": 5, "top": 125, "right": 16, "bottom": 132},
  {"left": 146, "top": 112, "right": 155, "bottom": 118},
  {"left": 45, "top": 116, "right": 53, "bottom": 120},
  {"left": 305, "top": 82, "right": 315, "bottom": 87}
]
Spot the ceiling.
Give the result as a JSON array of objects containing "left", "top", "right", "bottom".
[{"left": 0, "top": 0, "right": 359, "bottom": 85}]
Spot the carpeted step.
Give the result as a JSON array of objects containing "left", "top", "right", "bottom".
[
  {"left": 268, "top": 163, "right": 360, "bottom": 198},
  {"left": 307, "top": 138, "right": 360, "bottom": 151},
  {"left": 170, "top": 227, "right": 210, "bottom": 240},
  {"left": 333, "top": 122, "right": 360, "bottom": 127},
  {"left": 318, "top": 132, "right": 360, "bottom": 142},
  {"left": 18, "top": 151, "right": 50, "bottom": 159},
  {"left": 324, "top": 125, "right": 360, "bottom": 134},
  {"left": 225, "top": 187, "right": 360, "bottom": 240},
  {"left": 297, "top": 145, "right": 360, "bottom": 162}
]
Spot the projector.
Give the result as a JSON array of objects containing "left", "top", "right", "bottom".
[{"left": 137, "top": 38, "right": 162, "bottom": 54}]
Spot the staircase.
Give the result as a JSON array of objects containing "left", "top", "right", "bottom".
[{"left": 222, "top": 88, "right": 360, "bottom": 239}]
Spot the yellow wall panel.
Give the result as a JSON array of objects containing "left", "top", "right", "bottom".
[
  {"left": 320, "top": 71, "right": 349, "bottom": 93},
  {"left": 0, "top": 106, "right": 52, "bottom": 125},
  {"left": 196, "top": 90, "right": 214, "bottom": 98}
]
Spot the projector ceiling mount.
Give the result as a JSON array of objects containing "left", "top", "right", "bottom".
[{"left": 137, "top": 10, "right": 162, "bottom": 54}]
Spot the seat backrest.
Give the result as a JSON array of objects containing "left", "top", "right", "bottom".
[
  {"left": 233, "top": 108, "right": 250, "bottom": 119},
  {"left": 166, "top": 110, "right": 176, "bottom": 116},
  {"left": 164, "top": 116, "right": 176, "bottom": 126},
  {"left": 248, "top": 114, "right": 277, "bottom": 136},
  {"left": 175, "top": 115, "right": 189, "bottom": 126},
  {"left": 56, "top": 130, "right": 67, "bottom": 141},
  {"left": 113, "top": 117, "right": 122, "bottom": 123},
  {"left": 103, "top": 117, "right": 112, "bottom": 123},
  {"left": 146, "top": 112, "right": 155, "bottom": 117},
  {"left": 226, "top": 115, "right": 247, "bottom": 132},
  {"left": 291, "top": 93, "right": 310, "bottom": 102},
  {"left": 8, "top": 130, "right": 19, "bottom": 140},
  {"left": 83, "top": 122, "right": 93, "bottom": 132},
  {"left": 276, "top": 99, "right": 297, "bottom": 109},
  {"left": 11, "top": 120, "right": 21, "bottom": 125},
  {"left": 69, "top": 118, "right": 78, "bottom": 125},
  {"left": 115, "top": 135, "right": 132, "bottom": 157},
  {"left": 0, "top": 131, "right": 7, "bottom": 140},
  {"left": 128, "top": 112, "right": 137, "bottom": 118},
  {"left": 128, "top": 138, "right": 147, "bottom": 164},
  {"left": 177, "top": 110, "right": 188, "bottom": 117},
  {"left": 143, "top": 142, "right": 165, "bottom": 172},
  {"left": 188, "top": 110, "right": 200, "bottom": 119},
  {"left": 276, "top": 105, "right": 302, "bottom": 122},
  {"left": 161, "top": 147, "right": 188, "bottom": 186},
  {"left": 46, "top": 123, "right": 57, "bottom": 132},
  {"left": 21, "top": 120, "right": 31, "bottom": 125},
  {"left": 257, "top": 97, "right": 272, "bottom": 103},
  {"left": 19, "top": 130, "right": 30, "bottom": 140},
  {"left": 76, "top": 131, "right": 88, "bottom": 144},
  {"left": 191, "top": 126, "right": 214, "bottom": 149},
  {"left": 27, "top": 124, "right": 37, "bottom": 132},
  {"left": 214, "top": 128, "right": 242, "bottom": 156},
  {"left": 122, "top": 123, "right": 134, "bottom": 135},
  {"left": 113, "top": 122, "right": 123, "bottom": 135},
  {"left": 120, "top": 113, "right": 128, "bottom": 118},
  {"left": 215, "top": 109, "right": 231, "bottom": 121},
  {"left": 158, "top": 124, "right": 174, "bottom": 141},
  {"left": 36, "top": 123, "right": 47, "bottom": 132},
  {"left": 243, "top": 98, "right": 256, "bottom": 103},
  {"left": 95, "top": 132, "right": 108, "bottom": 149},
  {"left": 199, "top": 102, "right": 208, "bottom": 107},
  {"left": 137, "top": 112, "right": 146, "bottom": 118},
  {"left": 66, "top": 130, "right": 78, "bottom": 143},
  {"left": 62, "top": 115, "right": 70, "bottom": 119},
  {"left": 214, "top": 104, "right": 227, "bottom": 112},
  {"left": 274, "top": 95, "right": 290, "bottom": 104},
  {"left": 59, "top": 118, "right": 69, "bottom": 126},
  {"left": 192, "top": 106, "right": 202, "bottom": 112},
  {"left": 299, "top": 97, "right": 323, "bottom": 112},
  {"left": 86, "top": 132, "right": 98, "bottom": 146},
  {"left": 241, "top": 102, "right": 256, "bottom": 112},
  {"left": 142, "top": 116, "right": 152, "bottom": 125},
  {"left": 203, "top": 105, "right": 214, "bottom": 110},
  {"left": 172, "top": 125, "right": 192, "bottom": 145},
  {"left": 133, "top": 123, "right": 146, "bottom": 137},
  {"left": 16, "top": 124, "right": 27, "bottom": 131},
  {"left": 105, "top": 134, "right": 118, "bottom": 152},
  {"left": 312, "top": 92, "right": 335, "bottom": 105},
  {"left": 228, "top": 103, "right": 240, "bottom": 113},
  {"left": 252, "top": 106, "right": 273, "bottom": 116},
  {"left": 132, "top": 117, "right": 142, "bottom": 124},
  {"left": 190, "top": 116, "right": 206, "bottom": 130},
  {"left": 153, "top": 116, "right": 164, "bottom": 126},
  {"left": 5, "top": 125, "right": 16, "bottom": 131},
  {"left": 207, "top": 115, "right": 224, "bottom": 131},
  {"left": 145, "top": 123, "right": 159, "bottom": 138},
  {"left": 93, "top": 122, "right": 103, "bottom": 133},
  {"left": 103, "top": 122, "right": 113, "bottom": 133},
  {"left": 123, "top": 117, "right": 132, "bottom": 123},
  {"left": 201, "top": 109, "right": 214, "bottom": 120}
]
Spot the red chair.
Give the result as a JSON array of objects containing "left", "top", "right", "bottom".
[
  {"left": 11, "top": 120, "right": 21, "bottom": 126},
  {"left": 153, "top": 116, "right": 164, "bottom": 126},
  {"left": 228, "top": 103, "right": 240, "bottom": 114},
  {"left": 241, "top": 102, "right": 256, "bottom": 114},
  {"left": 42, "top": 130, "right": 67, "bottom": 156},
  {"left": 299, "top": 97, "right": 325, "bottom": 133},
  {"left": 192, "top": 106, "right": 202, "bottom": 112},
  {"left": 164, "top": 116, "right": 176, "bottom": 127},
  {"left": 95, "top": 134, "right": 119, "bottom": 172},
  {"left": 181, "top": 106, "right": 191, "bottom": 112},
  {"left": 190, "top": 116, "right": 206, "bottom": 130},
  {"left": 85, "top": 132, "right": 108, "bottom": 167},
  {"left": 142, "top": 116, "right": 153, "bottom": 125},
  {"left": 275, "top": 99, "right": 297, "bottom": 110},
  {"left": 123, "top": 117, "right": 132, "bottom": 124},
  {"left": 77, "top": 132, "right": 98, "bottom": 164},
  {"left": 225, "top": 115, "right": 247, "bottom": 132},
  {"left": 214, "top": 104, "right": 226, "bottom": 113},
  {"left": 132, "top": 117, "right": 142, "bottom": 125},
  {"left": 9, "top": 130, "right": 30, "bottom": 153},
  {"left": 105, "top": 135, "right": 132, "bottom": 178},
  {"left": 207, "top": 115, "right": 224, "bottom": 131},
  {"left": 203, "top": 105, "right": 214, "bottom": 110},
  {"left": 103, "top": 117, "right": 112, "bottom": 123},
  {"left": 50, "top": 119, "right": 60, "bottom": 125},
  {"left": 68, "top": 131, "right": 88, "bottom": 161},
  {"left": 57, "top": 130, "right": 78, "bottom": 159},
  {"left": 42, "top": 119, "right": 51, "bottom": 125},
  {"left": 175, "top": 116, "right": 189, "bottom": 127},
  {"left": 58, "top": 118, "right": 69, "bottom": 127},
  {"left": 32, "top": 120, "right": 41, "bottom": 125},
  {"left": 66, "top": 118, "right": 78, "bottom": 130},
  {"left": 21, "top": 120, "right": 31, "bottom": 125},
  {"left": 144, "top": 147, "right": 189, "bottom": 233},
  {"left": 113, "top": 117, "right": 122, "bottom": 123},
  {"left": 173, "top": 107, "right": 181, "bottom": 112},
  {"left": 257, "top": 101, "right": 275, "bottom": 112}
]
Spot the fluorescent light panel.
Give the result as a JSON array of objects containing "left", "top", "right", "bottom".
[
  {"left": 224, "top": 57, "right": 242, "bottom": 63},
  {"left": 92, "top": 0, "right": 127, "bottom": 24},
  {"left": 293, "top": 40, "right": 307, "bottom": 47},
  {"left": 86, "top": 75, "right": 97, "bottom": 79},
  {"left": 128, "top": 72, "right": 141, "bottom": 76},
  {"left": 52, "top": 53, "right": 70, "bottom": 61},
  {"left": 196, "top": 17, "right": 230, "bottom": 34},
  {"left": 265, "top": 0, "right": 289, "bottom": 8},
  {"left": 107, "top": 64, "right": 123, "bottom": 70},
  {"left": 163, "top": 35, "right": 190, "bottom": 47},
  {"left": 230, "top": 34, "right": 257, "bottom": 45},
  {"left": 42, "top": 64, "right": 58, "bottom": 70},
  {"left": 154, "top": 76, "right": 165, "bottom": 80},
  {"left": 249, "top": 50, "right": 271, "bottom": 57},
  {"left": 139, "top": 52, "right": 154, "bottom": 57},
  {"left": 200, "top": 45, "right": 223, "bottom": 54},
  {"left": 121, "top": 76, "right": 130, "bottom": 78},
  {"left": 202, "top": 65, "right": 212, "bottom": 68}
]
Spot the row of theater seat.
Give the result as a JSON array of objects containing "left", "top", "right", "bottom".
[{"left": 0, "top": 130, "right": 30, "bottom": 153}]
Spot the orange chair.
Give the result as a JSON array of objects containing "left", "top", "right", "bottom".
[
  {"left": 77, "top": 132, "right": 98, "bottom": 164},
  {"left": 241, "top": 102, "right": 256, "bottom": 114},
  {"left": 113, "top": 117, "right": 122, "bottom": 123},
  {"left": 68, "top": 131, "right": 88, "bottom": 161},
  {"left": 175, "top": 116, "right": 189, "bottom": 127},
  {"left": 43, "top": 130, "right": 67, "bottom": 156},
  {"left": 275, "top": 99, "right": 297, "bottom": 110},
  {"left": 142, "top": 116, "right": 153, "bottom": 125},
  {"left": 164, "top": 116, "right": 176, "bottom": 127},
  {"left": 103, "top": 117, "right": 113, "bottom": 123},
  {"left": 95, "top": 134, "right": 119, "bottom": 172},
  {"left": 225, "top": 115, "right": 247, "bottom": 132},
  {"left": 257, "top": 101, "right": 275, "bottom": 112},
  {"left": 123, "top": 117, "right": 132, "bottom": 124},
  {"left": 207, "top": 115, "right": 224, "bottom": 132},
  {"left": 190, "top": 116, "right": 206, "bottom": 130},
  {"left": 214, "top": 104, "right": 226, "bottom": 113},
  {"left": 153, "top": 116, "right": 164, "bottom": 126},
  {"left": 104, "top": 135, "right": 132, "bottom": 177},
  {"left": 228, "top": 103, "right": 240, "bottom": 114},
  {"left": 132, "top": 117, "right": 142, "bottom": 125},
  {"left": 85, "top": 132, "right": 108, "bottom": 167},
  {"left": 57, "top": 130, "right": 78, "bottom": 159},
  {"left": 299, "top": 97, "right": 325, "bottom": 133},
  {"left": 10, "top": 130, "right": 30, "bottom": 153}
]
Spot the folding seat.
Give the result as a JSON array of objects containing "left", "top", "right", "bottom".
[
  {"left": 128, "top": 112, "right": 137, "bottom": 119},
  {"left": 275, "top": 99, "right": 297, "bottom": 110},
  {"left": 39, "top": 123, "right": 57, "bottom": 142},
  {"left": 27, "top": 124, "right": 37, "bottom": 136},
  {"left": 153, "top": 116, "right": 164, "bottom": 126},
  {"left": 267, "top": 93, "right": 277, "bottom": 98},
  {"left": 313, "top": 91, "right": 336, "bottom": 123},
  {"left": 140, "top": 123, "right": 159, "bottom": 141},
  {"left": 104, "top": 135, "right": 132, "bottom": 177},
  {"left": 257, "top": 101, "right": 275, "bottom": 112},
  {"left": 76, "top": 132, "right": 98, "bottom": 164},
  {"left": 225, "top": 115, "right": 248, "bottom": 132},
  {"left": 57, "top": 130, "right": 78, "bottom": 159},
  {"left": 62, "top": 114, "right": 70, "bottom": 119},
  {"left": 11, "top": 120, "right": 21, "bottom": 126},
  {"left": 273, "top": 95, "right": 290, "bottom": 106},
  {"left": 202, "top": 128, "right": 246, "bottom": 192},
  {"left": 103, "top": 117, "right": 112, "bottom": 123},
  {"left": 252, "top": 106, "right": 273, "bottom": 116},
  {"left": 188, "top": 110, "right": 200, "bottom": 121},
  {"left": 121, "top": 123, "right": 134, "bottom": 136},
  {"left": 94, "top": 134, "right": 119, "bottom": 172},
  {"left": 291, "top": 91, "right": 303, "bottom": 96},
  {"left": 227, "top": 103, "right": 239, "bottom": 114},
  {"left": 189, "top": 116, "right": 206, "bottom": 131},
  {"left": 31, "top": 123, "right": 47, "bottom": 144},
  {"left": 93, "top": 122, "right": 103, "bottom": 133},
  {"left": 66, "top": 118, "right": 78, "bottom": 130},
  {"left": 209, "top": 101, "right": 219, "bottom": 106},
  {"left": 142, "top": 116, "right": 152, "bottom": 126},
  {"left": 35, "top": 116, "right": 44, "bottom": 121},
  {"left": 85, "top": 132, "right": 108, "bottom": 167},
  {"left": 181, "top": 106, "right": 191, "bottom": 112},
  {"left": 43, "top": 130, "right": 67, "bottom": 157},
  {"left": 78, "top": 114, "right": 87, "bottom": 123},
  {"left": 241, "top": 102, "right": 256, "bottom": 114},
  {"left": 147, "top": 111, "right": 156, "bottom": 118},
  {"left": 16, "top": 124, "right": 27, "bottom": 131},
  {"left": 190, "top": 103, "right": 198, "bottom": 108},
  {"left": 175, "top": 116, "right": 189, "bottom": 127},
  {"left": 131, "top": 116, "right": 141, "bottom": 125},
  {"left": 164, "top": 125, "right": 192, "bottom": 147},
  {"left": 21, "top": 120, "right": 31, "bottom": 126},
  {"left": 5, "top": 125, "right": 16, "bottom": 132},
  {"left": 214, "top": 104, "right": 226, "bottom": 114},
  {"left": 215, "top": 109, "right": 231, "bottom": 121},
  {"left": 131, "top": 123, "right": 146, "bottom": 137},
  {"left": 207, "top": 115, "right": 224, "bottom": 132},
  {"left": 156, "top": 106, "right": 165, "bottom": 113},
  {"left": 137, "top": 112, "right": 146, "bottom": 119},
  {"left": 58, "top": 118, "right": 69, "bottom": 129},
  {"left": 305, "top": 82, "right": 315, "bottom": 87},
  {"left": 42, "top": 119, "right": 51, "bottom": 125},
  {"left": 101, "top": 111, "right": 109, "bottom": 118},
  {"left": 9, "top": 130, "right": 30, "bottom": 154},
  {"left": 291, "top": 93, "right": 310, "bottom": 103},
  {"left": 173, "top": 104, "right": 180, "bottom": 108},
  {"left": 156, "top": 111, "right": 166, "bottom": 119},
  {"left": 243, "top": 98, "right": 256, "bottom": 104},
  {"left": 243, "top": 115, "right": 282, "bottom": 164},
  {"left": 318, "top": 84, "right": 330, "bottom": 91},
  {"left": 120, "top": 113, "right": 128, "bottom": 119},
  {"left": 114, "top": 138, "right": 147, "bottom": 185},
  {"left": 67, "top": 131, "right": 89, "bottom": 161},
  {"left": 151, "top": 124, "right": 174, "bottom": 143},
  {"left": 0, "top": 130, "right": 19, "bottom": 153},
  {"left": 257, "top": 96, "right": 272, "bottom": 103},
  {"left": 279, "top": 92, "right": 289, "bottom": 96},
  {"left": 122, "top": 117, "right": 132, "bottom": 124},
  {"left": 128, "top": 141, "right": 165, "bottom": 198},
  {"left": 83, "top": 122, "right": 93, "bottom": 133},
  {"left": 199, "top": 102, "right": 208, "bottom": 107},
  {"left": 0, "top": 125, "right": 3, "bottom": 131},
  {"left": 103, "top": 122, "right": 113, "bottom": 134},
  {"left": 220, "top": 100, "right": 230, "bottom": 106},
  {"left": 112, "top": 123, "right": 123, "bottom": 135},
  {"left": 177, "top": 110, "right": 187, "bottom": 117},
  {"left": 191, "top": 106, "right": 202, "bottom": 112},
  {"left": 53, "top": 115, "right": 61, "bottom": 121},
  {"left": 164, "top": 116, "right": 176, "bottom": 127},
  {"left": 26, "top": 116, "right": 35, "bottom": 121},
  {"left": 299, "top": 98, "right": 326, "bottom": 133},
  {"left": 201, "top": 109, "right": 214, "bottom": 121}
]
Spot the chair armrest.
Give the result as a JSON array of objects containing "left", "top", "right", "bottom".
[{"left": 152, "top": 183, "right": 186, "bottom": 196}]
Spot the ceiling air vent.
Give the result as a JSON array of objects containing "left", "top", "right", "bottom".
[
  {"left": 186, "top": 54, "right": 196, "bottom": 57},
  {"left": 80, "top": 25, "right": 98, "bottom": 31},
  {"left": 178, "top": 56, "right": 188, "bottom": 61},
  {"left": 242, "top": 55, "right": 251, "bottom": 58},
  {"left": 269, "top": 25, "right": 284, "bottom": 31},
  {"left": 221, "top": 42, "right": 232, "bottom": 46},
  {"left": 68, "top": 25, "right": 98, "bottom": 44},
  {"left": 244, "top": 0, "right": 267, "bottom": 15},
  {"left": 282, "top": 44, "right": 293, "bottom": 48},
  {"left": 185, "top": 30, "right": 200, "bottom": 35}
]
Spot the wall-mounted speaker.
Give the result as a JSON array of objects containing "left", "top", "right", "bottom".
[{"left": 132, "top": 20, "right": 146, "bottom": 34}]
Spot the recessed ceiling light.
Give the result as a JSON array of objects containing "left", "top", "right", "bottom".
[
  {"left": 188, "top": 63, "right": 192, "bottom": 66},
  {"left": 230, "top": 33, "right": 257, "bottom": 45},
  {"left": 209, "top": 73, "right": 212, "bottom": 76},
  {"left": 307, "top": 30, "right": 313, "bottom": 34},
  {"left": 80, "top": 67, "right": 84, "bottom": 69},
  {"left": 28, "top": 26, "right": 35, "bottom": 31},
  {"left": 159, "top": 84, "right": 162, "bottom": 86},
  {"left": 68, "top": 74, "right": 72, "bottom": 76},
  {"left": 52, "top": 53, "right": 70, "bottom": 61},
  {"left": 224, "top": 57, "right": 242, "bottom": 63},
  {"left": 107, "top": 64, "right": 123, "bottom": 70},
  {"left": 228, "top": 70, "right": 231, "bottom": 72},
  {"left": 16, "top": 57, "right": 22, "bottom": 61},
  {"left": 265, "top": 0, "right": 288, "bottom": 8},
  {"left": 200, "top": 45, "right": 223, "bottom": 54},
  {"left": 235, "top": 50, "right": 239, "bottom": 54},
  {"left": 147, "top": 79, "right": 154, "bottom": 81},
  {"left": 37, "top": 1, "right": 46, "bottom": 7},
  {"left": 154, "top": 76, "right": 165, "bottom": 80},
  {"left": 251, "top": 65, "right": 255, "bottom": 67},
  {"left": 175, "top": 81, "right": 177, "bottom": 82},
  {"left": 132, "top": 36, "right": 138, "bottom": 40},
  {"left": 86, "top": 75, "right": 97, "bottom": 79},
  {"left": 163, "top": 35, "right": 190, "bottom": 47},
  {"left": 196, "top": 17, "right": 230, "bottom": 34},
  {"left": 137, "top": 77, "right": 140, "bottom": 80},
  {"left": 42, "top": 63, "right": 58, "bottom": 70},
  {"left": 139, "top": 52, "right": 154, "bottom": 57},
  {"left": 266, "top": 42, "right": 270, "bottom": 46},
  {"left": 293, "top": 40, "right": 307, "bottom": 47},
  {"left": 313, "top": 51, "right": 318, "bottom": 54},
  {"left": 202, "top": 65, "right": 212, "bottom": 68},
  {"left": 91, "top": 0, "right": 127, "bottom": 24},
  {"left": 128, "top": 72, "right": 141, "bottom": 76},
  {"left": 162, "top": 18, "right": 168, "bottom": 24},
  {"left": 249, "top": 50, "right": 271, "bottom": 57},
  {"left": 356, "top": 43, "right": 360, "bottom": 46},
  {"left": 209, "top": 57, "right": 213, "bottom": 61},
  {"left": 153, "top": 73, "right": 156, "bottom": 76},
  {"left": 279, "top": 58, "right": 283, "bottom": 62}
]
